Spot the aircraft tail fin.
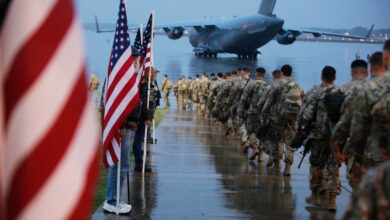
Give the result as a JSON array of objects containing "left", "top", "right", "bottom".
[
  {"left": 258, "top": 0, "right": 277, "bottom": 15},
  {"left": 95, "top": 16, "right": 101, "bottom": 33},
  {"left": 365, "top": 24, "right": 374, "bottom": 39}
]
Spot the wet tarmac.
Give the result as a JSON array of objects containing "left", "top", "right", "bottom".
[{"left": 92, "top": 109, "right": 352, "bottom": 220}]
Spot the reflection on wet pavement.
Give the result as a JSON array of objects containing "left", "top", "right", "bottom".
[{"left": 92, "top": 110, "right": 351, "bottom": 219}]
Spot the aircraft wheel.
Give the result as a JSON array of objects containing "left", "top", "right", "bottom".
[{"left": 213, "top": 53, "right": 217, "bottom": 58}]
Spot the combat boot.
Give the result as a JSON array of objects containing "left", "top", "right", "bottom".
[
  {"left": 272, "top": 160, "right": 281, "bottom": 172},
  {"left": 241, "top": 142, "right": 249, "bottom": 153},
  {"left": 305, "top": 189, "right": 320, "bottom": 205},
  {"left": 258, "top": 149, "right": 264, "bottom": 162},
  {"left": 283, "top": 163, "right": 292, "bottom": 176},
  {"left": 266, "top": 158, "right": 273, "bottom": 167},
  {"left": 327, "top": 192, "right": 337, "bottom": 211},
  {"left": 249, "top": 144, "right": 260, "bottom": 160}
]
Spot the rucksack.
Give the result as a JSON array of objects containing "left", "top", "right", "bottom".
[
  {"left": 323, "top": 91, "right": 346, "bottom": 124},
  {"left": 371, "top": 84, "right": 390, "bottom": 148},
  {"left": 281, "top": 81, "right": 303, "bottom": 121}
]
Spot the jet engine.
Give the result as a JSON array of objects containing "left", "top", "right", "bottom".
[
  {"left": 276, "top": 31, "right": 296, "bottom": 45},
  {"left": 164, "top": 27, "right": 185, "bottom": 40}
]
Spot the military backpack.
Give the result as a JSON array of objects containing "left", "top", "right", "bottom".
[{"left": 371, "top": 83, "right": 390, "bottom": 148}]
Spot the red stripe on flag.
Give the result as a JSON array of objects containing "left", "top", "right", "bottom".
[
  {"left": 5, "top": 72, "right": 88, "bottom": 220},
  {"left": 4, "top": 0, "right": 74, "bottom": 124}
]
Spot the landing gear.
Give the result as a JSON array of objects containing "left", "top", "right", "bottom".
[
  {"left": 195, "top": 51, "right": 218, "bottom": 59},
  {"left": 237, "top": 51, "right": 259, "bottom": 60}
]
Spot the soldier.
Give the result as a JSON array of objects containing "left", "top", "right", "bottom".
[
  {"left": 198, "top": 73, "right": 210, "bottom": 117},
  {"left": 262, "top": 65, "right": 304, "bottom": 176},
  {"left": 191, "top": 74, "right": 201, "bottom": 113},
  {"left": 298, "top": 66, "right": 339, "bottom": 211},
  {"left": 177, "top": 76, "right": 188, "bottom": 111},
  {"left": 257, "top": 70, "right": 281, "bottom": 167},
  {"left": 343, "top": 161, "right": 390, "bottom": 220},
  {"left": 348, "top": 40, "right": 390, "bottom": 175},
  {"left": 330, "top": 59, "right": 369, "bottom": 189},
  {"left": 173, "top": 80, "right": 179, "bottom": 108},
  {"left": 215, "top": 71, "right": 233, "bottom": 124},
  {"left": 216, "top": 71, "right": 238, "bottom": 136},
  {"left": 161, "top": 74, "right": 173, "bottom": 108},
  {"left": 224, "top": 68, "right": 244, "bottom": 137},
  {"left": 216, "top": 71, "right": 237, "bottom": 136},
  {"left": 227, "top": 67, "right": 253, "bottom": 157},
  {"left": 214, "top": 73, "right": 225, "bottom": 118},
  {"left": 89, "top": 72, "right": 100, "bottom": 106},
  {"left": 187, "top": 76, "right": 193, "bottom": 110},
  {"left": 237, "top": 67, "right": 270, "bottom": 162},
  {"left": 207, "top": 73, "right": 221, "bottom": 120}
]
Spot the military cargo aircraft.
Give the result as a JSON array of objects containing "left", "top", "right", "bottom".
[{"left": 96, "top": 0, "right": 373, "bottom": 59}]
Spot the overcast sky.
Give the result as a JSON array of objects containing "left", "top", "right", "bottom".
[{"left": 76, "top": 0, "right": 389, "bottom": 29}]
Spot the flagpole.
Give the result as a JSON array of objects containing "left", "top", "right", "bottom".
[
  {"left": 135, "top": 24, "right": 143, "bottom": 75},
  {"left": 151, "top": 11, "right": 156, "bottom": 147},
  {"left": 142, "top": 11, "right": 155, "bottom": 174},
  {"left": 140, "top": 24, "right": 143, "bottom": 48},
  {"left": 116, "top": 137, "right": 121, "bottom": 214},
  {"left": 153, "top": 119, "right": 156, "bottom": 145}
]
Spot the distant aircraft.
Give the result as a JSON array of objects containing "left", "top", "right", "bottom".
[{"left": 96, "top": 0, "right": 374, "bottom": 59}]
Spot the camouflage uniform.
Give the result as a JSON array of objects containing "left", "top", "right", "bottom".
[
  {"left": 198, "top": 78, "right": 210, "bottom": 116},
  {"left": 173, "top": 81, "right": 179, "bottom": 108},
  {"left": 207, "top": 79, "right": 221, "bottom": 119},
  {"left": 262, "top": 78, "right": 304, "bottom": 165},
  {"left": 216, "top": 78, "right": 235, "bottom": 125},
  {"left": 256, "top": 84, "right": 273, "bottom": 155},
  {"left": 348, "top": 72, "right": 390, "bottom": 171},
  {"left": 223, "top": 77, "right": 249, "bottom": 140},
  {"left": 186, "top": 79, "right": 193, "bottom": 110},
  {"left": 330, "top": 77, "right": 367, "bottom": 189},
  {"left": 177, "top": 79, "right": 188, "bottom": 111},
  {"left": 191, "top": 78, "right": 201, "bottom": 112},
  {"left": 237, "top": 79, "right": 270, "bottom": 147},
  {"left": 343, "top": 161, "right": 390, "bottom": 220},
  {"left": 89, "top": 73, "right": 100, "bottom": 105},
  {"left": 161, "top": 78, "right": 173, "bottom": 108},
  {"left": 298, "top": 83, "right": 339, "bottom": 194}
]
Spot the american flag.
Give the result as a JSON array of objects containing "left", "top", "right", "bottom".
[
  {"left": 142, "top": 13, "right": 154, "bottom": 73},
  {"left": 0, "top": 0, "right": 99, "bottom": 219},
  {"left": 133, "top": 26, "right": 145, "bottom": 84},
  {"left": 102, "top": 0, "right": 139, "bottom": 168},
  {"left": 133, "top": 26, "right": 143, "bottom": 55},
  {"left": 133, "top": 12, "right": 154, "bottom": 80}
]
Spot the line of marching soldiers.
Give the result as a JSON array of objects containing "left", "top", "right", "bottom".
[{"left": 167, "top": 40, "right": 390, "bottom": 218}]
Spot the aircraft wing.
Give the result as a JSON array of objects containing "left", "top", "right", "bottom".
[
  {"left": 285, "top": 24, "right": 374, "bottom": 40},
  {"left": 95, "top": 16, "right": 218, "bottom": 33}
]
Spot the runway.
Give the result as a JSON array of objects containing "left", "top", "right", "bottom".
[{"left": 91, "top": 109, "right": 352, "bottom": 219}]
